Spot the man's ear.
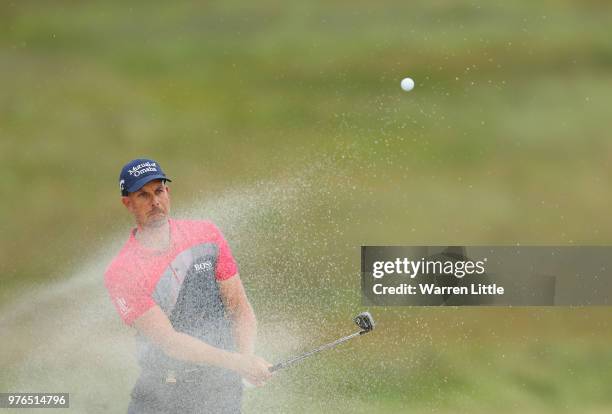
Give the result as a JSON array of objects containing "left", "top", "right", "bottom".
[{"left": 121, "top": 196, "right": 132, "bottom": 211}]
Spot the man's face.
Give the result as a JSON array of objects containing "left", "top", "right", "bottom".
[{"left": 121, "top": 180, "right": 171, "bottom": 228}]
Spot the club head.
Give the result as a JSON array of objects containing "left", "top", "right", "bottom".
[{"left": 354, "top": 311, "right": 375, "bottom": 332}]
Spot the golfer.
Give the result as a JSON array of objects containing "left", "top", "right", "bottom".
[{"left": 105, "top": 158, "right": 272, "bottom": 413}]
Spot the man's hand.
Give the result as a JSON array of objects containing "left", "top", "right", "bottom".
[
  {"left": 234, "top": 354, "right": 272, "bottom": 387},
  {"left": 134, "top": 306, "right": 273, "bottom": 386}
]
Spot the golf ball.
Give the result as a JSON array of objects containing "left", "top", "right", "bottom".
[{"left": 401, "top": 77, "right": 415, "bottom": 91}]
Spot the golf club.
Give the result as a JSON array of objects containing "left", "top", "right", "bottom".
[{"left": 268, "top": 311, "right": 375, "bottom": 373}]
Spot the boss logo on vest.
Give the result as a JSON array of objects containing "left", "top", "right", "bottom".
[{"left": 193, "top": 261, "right": 213, "bottom": 273}]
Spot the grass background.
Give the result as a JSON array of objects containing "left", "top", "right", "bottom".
[{"left": 1, "top": 1, "right": 612, "bottom": 412}]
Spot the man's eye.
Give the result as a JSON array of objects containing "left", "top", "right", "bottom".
[{"left": 138, "top": 193, "right": 147, "bottom": 198}]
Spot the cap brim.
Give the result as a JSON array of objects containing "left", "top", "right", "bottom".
[{"left": 126, "top": 174, "right": 172, "bottom": 193}]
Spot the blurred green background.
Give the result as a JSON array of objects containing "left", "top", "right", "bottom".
[{"left": 1, "top": 1, "right": 612, "bottom": 413}]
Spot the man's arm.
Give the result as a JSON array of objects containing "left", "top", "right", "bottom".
[
  {"left": 132, "top": 304, "right": 271, "bottom": 385},
  {"left": 219, "top": 274, "right": 257, "bottom": 355}
]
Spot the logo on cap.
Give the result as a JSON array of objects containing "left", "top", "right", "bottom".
[{"left": 128, "top": 161, "right": 158, "bottom": 177}]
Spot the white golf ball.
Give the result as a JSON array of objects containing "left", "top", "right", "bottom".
[{"left": 400, "top": 77, "right": 415, "bottom": 91}]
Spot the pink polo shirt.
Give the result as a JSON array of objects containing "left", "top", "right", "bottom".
[{"left": 104, "top": 219, "right": 238, "bottom": 325}]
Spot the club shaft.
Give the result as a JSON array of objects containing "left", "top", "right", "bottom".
[{"left": 269, "top": 331, "right": 364, "bottom": 372}]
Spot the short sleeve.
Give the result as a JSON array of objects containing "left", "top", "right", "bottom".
[
  {"left": 105, "top": 270, "right": 156, "bottom": 326},
  {"left": 212, "top": 225, "right": 238, "bottom": 281}
]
